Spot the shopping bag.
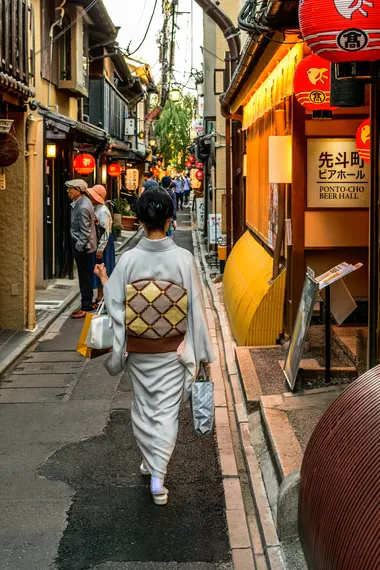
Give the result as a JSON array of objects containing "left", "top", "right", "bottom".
[
  {"left": 76, "top": 312, "right": 95, "bottom": 358},
  {"left": 76, "top": 302, "right": 113, "bottom": 359},
  {"left": 85, "top": 300, "right": 113, "bottom": 350},
  {"left": 191, "top": 363, "right": 215, "bottom": 436}
]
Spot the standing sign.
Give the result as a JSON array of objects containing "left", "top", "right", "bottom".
[
  {"left": 208, "top": 214, "right": 222, "bottom": 245},
  {"left": 196, "top": 198, "right": 204, "bottom": 230},
  {"left": 126, "top": 168, "right": 139, "bottom": 191},
  {"left": 192, "top": 119, "right": 204, "bottom": 136},
  {"left": 307, "top": 138, "right": 370, "bottom": 208}
]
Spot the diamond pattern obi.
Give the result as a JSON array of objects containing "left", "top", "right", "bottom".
[{"left": 125, "top": 280, "right": 188, "bottom": 353}]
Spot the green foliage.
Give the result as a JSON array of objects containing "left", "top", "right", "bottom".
[
  {"left": 113, "top": 198, "right": 134, "bottom": 216},
  {"left": 155, "top": 94, "right": 194, "bottom": 170}
]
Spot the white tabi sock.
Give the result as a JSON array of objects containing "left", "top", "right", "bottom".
[{"left": 150, "top": 476, "right": 165, "bottom": 495}]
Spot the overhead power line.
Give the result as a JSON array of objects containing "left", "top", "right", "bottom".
[{"left": 128, "top": 0, "right": 159, "bottom": 56}]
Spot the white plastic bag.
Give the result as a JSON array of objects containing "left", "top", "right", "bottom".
[{"left": 85, "top": 300, "right": 113, "bottom": 350}]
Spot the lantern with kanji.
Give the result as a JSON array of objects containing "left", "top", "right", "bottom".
[
  {"left": 195, "top": 161, "right": 204, "bottom": 169},
  {"left": 185, "top": 160, "right": 192, "bottom": 169},
  {"left": 299, "top": 0, "right": 380, "bottom": 64},
  {"left": 188, "top": 155, "right": 196, "bottom": 164},
  {"left": 356, "top": 118, "right": 370, "bottom": 163},
  {"left": 73, "top": 153, "right": 96, "bottom": 175},
  {"left": 293, "top": 54, "right": 337, "bottom": 111},
  {"left": 195, "top": 169, "right": 204, "bottom": 181},
  {"left": 108, "top": 163, "right": 122, "bottom": 177}
]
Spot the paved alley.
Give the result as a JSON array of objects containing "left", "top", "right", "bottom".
[{"left": 0, "top": 212, "right": 233, "bottom": 570}]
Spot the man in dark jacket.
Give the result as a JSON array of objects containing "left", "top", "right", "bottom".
[
  {"left": 66, "top": 179, "right": 97, "bottom": 318},
  {"left": 161, "top": 176, "right": 177, "bottom": 237}
]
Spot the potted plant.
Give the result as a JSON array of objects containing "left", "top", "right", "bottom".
[{"left": 113, "top": 198, "right": 137, "bottom": 231}]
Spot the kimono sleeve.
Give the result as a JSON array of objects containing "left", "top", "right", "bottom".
[{"left": 103, "top": 257, "right": 127, "bottom": 376}]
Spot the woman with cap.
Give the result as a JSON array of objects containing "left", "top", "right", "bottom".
[{"left": 86, "top": 185, "right": 115, "bottom": 302}]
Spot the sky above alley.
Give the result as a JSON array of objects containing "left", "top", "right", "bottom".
[{"left": 103, "top": 0, "right": 204, "bottom": 91}]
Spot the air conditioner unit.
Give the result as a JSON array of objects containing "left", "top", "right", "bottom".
[{"left": 58, "top": 5, "right": 91, "bottom": 97}]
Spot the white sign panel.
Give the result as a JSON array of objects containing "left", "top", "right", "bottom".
[
  {"left": 192, "top": 119, "right": 204, "bottom": 135},
  {"left": 196, "top": 198, "right": 204, "bottom": 230},
  {"left": 208, "top": 214, "right": 222, "bottom": 245},
  {"left": 125, "top": 118, "right": 135, "bottom": 136},
  {"left": 126, "top": 168, "right": 139, "bottom": 191},
  {"left": 307, "top": 138, "right": 369, "bottom": 208}
]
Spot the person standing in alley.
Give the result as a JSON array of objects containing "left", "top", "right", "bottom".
[
  {"left": 85, "top": 184, "right": 116, "bottom": 303},
  {"left": 183, "top": 173, "right": 192, "bottom": 207},
  {"left": 66, "top": 179, "right": 97, "bottom": 319},
  {"left": 94, "top": 187, "right": 214, "bottom": 506},
  {"left": 174, "top": 175, "right": 184, "bottom": 210},
  {"left": 161, "top": 175, "right": 177, "bottom": 237},
  {"left": 142, "top": 171, "right": 154, "bottom": 192}
]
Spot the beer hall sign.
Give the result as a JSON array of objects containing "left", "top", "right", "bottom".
[{"left": 307, "top": 138, "right": 370, "bottom": 208}]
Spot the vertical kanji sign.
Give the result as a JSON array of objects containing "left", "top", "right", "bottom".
[
  {"left": 307, "top": 138, "right": 370, "bottom": 208},
  {"left": 126, "top": 169, "right": 139, "bottom": 191}
]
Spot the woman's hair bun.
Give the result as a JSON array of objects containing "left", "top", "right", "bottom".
[{"left": 136, "top": 188, "right": 174, "bottom": 230}]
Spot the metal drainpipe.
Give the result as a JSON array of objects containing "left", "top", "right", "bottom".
[
  {"left": 26, "top": 117, "right": 38, "bottom": 331},
  {"left": 194, "top": 0, "right": 241, "bottom": 257}
]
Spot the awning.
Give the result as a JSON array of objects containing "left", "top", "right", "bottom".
[
  {"left": 223, "top": 231, "right": 286, "bottom": 346},
  {"left": 0, "top": 72, "right": 35, "bottom": 99},
  {"left": 39, "top": 107, "right": 109, "bottom": 142}
]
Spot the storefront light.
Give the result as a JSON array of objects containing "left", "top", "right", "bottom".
[
  {"left": 138, "top": 131, "right": 145, "bottom": 140},
  {"left": 149, "top": 137, "right": 157, "bottom": 148},
  {"left": 170, "top": 90, "right": 181, "bottom": 102},
  {"left": 268, "top": 136, "right": 292, "bottom": 184},
  {"left": 101, "top": 165, "right": 107, "bottom": 184},
  {"left": 46, "top": 144, "right": 56, "bottom": 159}
]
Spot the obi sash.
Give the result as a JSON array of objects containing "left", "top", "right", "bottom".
[{"left": 126, "top": 279, "right": 188, "bottom": 353}]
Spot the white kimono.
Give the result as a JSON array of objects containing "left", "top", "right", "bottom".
[{"left": 103, "top": 236, "right": 214, "bottom": 478}]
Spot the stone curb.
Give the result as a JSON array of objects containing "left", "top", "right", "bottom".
[
  {"left": 192, "top": 228, "right": 286, "bottom": 570},
  {"left": 0, "top": 229, "right": 141, "bottom": 380},
  {"left": 192, "top": 234, "right": 253, "bottom": 569}
]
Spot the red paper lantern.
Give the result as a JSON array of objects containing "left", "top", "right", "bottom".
[
  {"left": 195, "top": 162, "right": 204, "bottom": 169},
  {"left": 356, "top": 118, "right": 370, "bottom": 163},
  {"left": 73, "top": 153, "right": 96, "bottom": 175},
  {"left": 293, "top": 54, "right": 337, "bottom": 111},
  {"left": 188, "top": 155, "right": 196, "bottom": 163},
  {"left": 299, "top": 0, "right": 380, "bottom": 63},
  {"left": 108, "top": 163, "right": 122, "bottom": 177},
  {"left": 195, "top": 169, "right": 204, "bottom": 181},
  {"left": 152, "top": 167, "right": 160, "bottom": 176},
  {"left": 185, "top": 161, "right": 192, "bottom": 169}
]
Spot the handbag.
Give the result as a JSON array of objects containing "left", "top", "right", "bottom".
[
  {"left": 85, "top": 300, "right": 114, "bottom": 350},
  {"left": 191, "top": 363, "right": 215, "bottom": 436}
]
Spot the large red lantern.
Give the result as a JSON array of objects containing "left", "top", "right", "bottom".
[
  {"left": 195, "top": 162, "right": 204, "bottom": 169},
  {"left": 185, "top": 161, "right": 192, "bottom": 169},
  {"left": 293, "top": 54, "right": 337, "bottom": 111},
  {"left": 108, "top": 163, "right": 122, "bottom": 177},
  {"left": 73, "top": 153, "right": 96, "bottom": 175},
  {"left": 299, "top": 0, "right": 380, "bottom": 64},
  {"left": 195, "top": 169, "right": 204, "bottom": 181},
  {"left": 356, "top": 118, "right": 370, "bottom": 163},
  {"left": 188, "top": 155, "right": 196, "bottom": 163}
]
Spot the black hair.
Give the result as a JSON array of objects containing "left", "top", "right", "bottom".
[
  {"left": 144, "top": 171, "right": 153, "bottom": 178},
  {"left": 136, "top": 187, "right": 174, "bottom": 230},
  {"left": 161, "top": 176, "right": 172, "bottom": 188}
]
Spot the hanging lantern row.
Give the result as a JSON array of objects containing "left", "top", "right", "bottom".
[
  {"left": 293, "top": 54, "right": 337, "bottom": 111},
  {"left": 356, "top": 118, "right": 371, "bottom": 163},
  {"left": 73, "top": 154, "right": 96, "bottom": 175},
  {"left": 299, "top": 0, "right": 380, "bottom": 64}
]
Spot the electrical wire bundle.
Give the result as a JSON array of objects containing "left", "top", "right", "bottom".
[{"left": 238, "top": 0, "right": 271, "bottom": 34}]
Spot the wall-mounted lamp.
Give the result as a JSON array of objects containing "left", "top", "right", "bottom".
[
  {"left": 46, "top": 144, "right": 56, "bottom": 159},
  {"left": 149, "top": 137, "right": 157, "bottom": 148},
  {"left": 138, "top": 131, "right": 145, "bottom": 140},
  {"left": 268, "top": 136, "right": 292, "bottom": 184},
  {"left": 101, "top": 164, "right": 107, "bottom": 185}
]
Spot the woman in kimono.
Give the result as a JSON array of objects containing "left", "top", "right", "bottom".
[
  {"left": 86, "top": 185, "right": 115, "bottom": 302},
  {"left": 94, "top": 187, "right": 214, "bottom": 505}
]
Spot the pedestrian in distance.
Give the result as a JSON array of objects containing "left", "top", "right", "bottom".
[
  {"left": 142, "top": 171, "right": 154, "bottom": 192},
  {"left": 183, "top": 173, "right": 192, "bottom": 207},
  {"left": 85, "top": 184, "right": 116, "bottom": 303},
  {"left": 174, "top": 175, "right": 184, "bottom": 210},
  {"left": 161, "top": 175, "right": 177, "bottom": 237},
  {"left": 66, "top": 179, "right": 97, "bottom": 319},
  {"left": 94, "top": 187, "right": 214, "bottom": 506}
]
